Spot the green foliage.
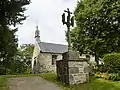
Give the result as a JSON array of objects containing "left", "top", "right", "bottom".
[
  {"left": 0, "top": 0, "right": 30, "bottom": 27},
  {"left": 108, "top": 73, "right": 120, "bottom": 81},
  {"left": 7, "top": 44, "right": 34, "bottom": 74},
  {"left": 95, "top": 72, "right": 108, "bottom": 79},
  {"left": 94, "top": 65, "right": 107, "bottom": 73},
  {"left": 95, "top": 72, "right": 120, "bottom": 81},
  {"left": 20, "top": 44, "right": 34, "bottom": 57},
  {"left": 104, "top": 53, "right": 120, "bottom": 73},
  {"left": 0, "top": 68, "right": 6, "bottom": 75},
  {"left": 25, "top": 68, "right": 31, "bottom": 74},
  {"left": 0, "top": 43, "right": 34, "bottom": 75},
  {"left": 0, "top": 0, "right": 30, "bottom": 75},
  {"left": 0, "top": 0, "right": 30, "bottom": 74},
  {"left": 71, "top": 0, "right": 120, "bottom": 64},
  {"left": 16, "top": 44, "right": 34, "bottom": 74},
  {"left": 0, "top": 26, "right": 18, "bottom": 75},
  {"left": 95, "top": 53, "right": 120, "bottom": 81}
]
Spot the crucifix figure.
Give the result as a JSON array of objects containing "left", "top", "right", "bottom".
[{"left": 62, "top": 8, "right": 74, "bottom": 51}]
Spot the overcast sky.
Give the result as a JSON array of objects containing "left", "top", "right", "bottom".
[{"left": 17, "top": 0, "right": 78, "bottom": 45}]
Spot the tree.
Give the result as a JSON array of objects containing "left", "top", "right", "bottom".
[
  {"left": 1, "top": 44, "right": 34, "bottom": 74},
  {"left": 0, "top": 0, "right": 30, "bottom": 74},
  {"left": 71, "top": 0, "right": 120, "bottom": 65},
  {"left": 0, "top": 0, "right": 30, "bottom": 27},
  {"left": 0, "top": 26, "right": 18, "bottom": 74},
  {"left": 17, "top": 44, "right": 34, "bottom": 73}
]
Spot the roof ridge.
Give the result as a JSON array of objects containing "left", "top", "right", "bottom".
[{"left": 41, "top": 42, "right": 67, "bottom": 46}]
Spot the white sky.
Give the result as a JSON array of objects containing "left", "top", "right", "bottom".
[{"left": 17, "top": 0, "right": 78, "bottom": 45}]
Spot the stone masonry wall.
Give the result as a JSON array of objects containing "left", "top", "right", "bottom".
[
  {"left": 36, "top": 52, "right": 62, "bottom": 73},
  {"left": 68, "top": 61, "right": 89, "bottom": 84},
  {"left": 56, "top": 60, "right": 89, "bottom": 85},
  {"left": 56, "top": 50, "right": 89, "bottom": 85}
]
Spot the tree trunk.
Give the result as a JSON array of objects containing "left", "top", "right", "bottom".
[{"left": 95, "top": 51, "right": 99, "bottom": 65}]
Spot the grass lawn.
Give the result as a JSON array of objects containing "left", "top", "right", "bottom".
[
  {"left": 0, "top": 76, "right": 9, "bottom": 90},
  {"left": 1, "top": 73, "right": 120, "bottom": 90},
  {"left": 40, "top": 73, "right": 120, "bottom": 90}
]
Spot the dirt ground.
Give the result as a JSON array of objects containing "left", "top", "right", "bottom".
[{"left": 8, "top": 76, "right": 60, "bottom": 90}]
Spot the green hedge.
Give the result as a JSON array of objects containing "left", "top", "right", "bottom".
[
  {"left": 104, "top": 53, "right": 120, "bottom": 73},
  {"left": 108, "top": 73, "right": 120, "bottom": 81},
  {"left": 95, "top": 72, "right": 120, "bottom": 81}
]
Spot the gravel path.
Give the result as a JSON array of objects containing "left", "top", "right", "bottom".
[{"left": 8, "top": 76, "right": 60, "bottom": 90}]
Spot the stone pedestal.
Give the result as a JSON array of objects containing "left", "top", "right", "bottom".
[
  {"left": 62, "top": 50, "right": 80, "bottom": 60},
  {"left": 68, "top": 61, "right": 89, "bottom": 84},
  {"left": 56, "top": 50, "right": 89, "bottom": 85}
]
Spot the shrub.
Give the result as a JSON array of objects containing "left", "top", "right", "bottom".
[
  {"left": 104, "top": 53, "right": 120, "bottom": 73},
  {"left": 95, "top": 72, "right": 120, "bottom": 81},
  {"left": 24, "top": 68, "right": 31, "bottom": 74},
  {"left": 95, "top": 72, "right": 109, "bottom": 79},
  {"left": 108, "top": 73, "right": 120, "bottom": 81},
  {"left": 94, "top": 65, "right": 107, "bottom": 73},
  {"left": 0, "top": 68, "right": 6, "bottom": 75}
]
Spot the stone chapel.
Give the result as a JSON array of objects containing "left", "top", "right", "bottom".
[{"left": 32, "top": 26, "right": 68, "bottom": 73}]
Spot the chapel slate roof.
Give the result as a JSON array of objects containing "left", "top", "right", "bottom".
[{"left": 39, "top": 42, "right": 68, "bottom": 54}]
